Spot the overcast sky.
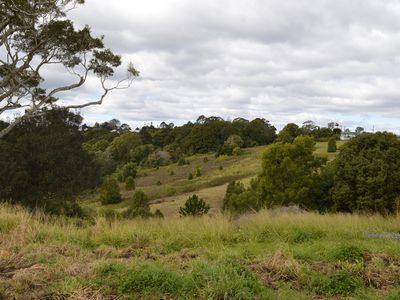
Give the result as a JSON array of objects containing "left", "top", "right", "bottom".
[{"left": 65, "top": 0, "right": 400, "bottom": 132}]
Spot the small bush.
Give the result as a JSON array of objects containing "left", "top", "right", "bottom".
[
  {"left": 223, "top": 181, "right": 260, "bottom": 215},
  {"left": 333, "top": 245, "right": 364, "bottom": 263},
  {"left": 123, "top": 190, "right": 151, "bottom": 218},
  {"left": 125, "top": 176, "right": 135, "bottom": 191},
  {"left": 178, "top": 157, "right": 189, "bottom": 166},
  {"left": 219, "top": 165, "right": 223, "bottom": 170},
  {"left": 99, "top": 177, "right": 122, "bottom": 205},
  {"left": 309, "top": 270, "right": 362, "bottom": 296},
  {"left": 196, "top": 167, "right": 202, "bottom": 177},
  {"left": 188, "top": 173, "right": 194, "bottom": 180},
  {"left": 170, "top": 170, "right": 175, "bottom": 176},
  {"left": 154, "top": 209, "right": 164, "bottom": 218},
  {"left": 179, "top": 194, "right": 210, "bottom": 217},
  {"left": 156, "top": 180, "right": 162, "bottom": 186},
  {"left": 232, "top": 146, "right": 242, "bottom": 156},
  {"left": 327, "top": 136, "right": 337, "bottom": 153},
  {"left": 203, "top": 157, "right": 209, "bottom": 163}
]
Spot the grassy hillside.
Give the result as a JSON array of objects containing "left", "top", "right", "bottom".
[
  {"left": 1, "top": 205, "right": 399, "bottom": 299},
  {"left": 84, "top": 141, "right": 344, "bottom": 217}
]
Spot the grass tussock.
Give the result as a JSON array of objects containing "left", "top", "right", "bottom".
[{"left": 1, "top": 204, "right": 400, "bottom": 299}]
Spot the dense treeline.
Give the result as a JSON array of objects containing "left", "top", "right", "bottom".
[
  {"left": 0, "top": 109, "right": 100, "bottom": 216},
  {"left": 224, "top": 132, "right": 400, "bottom": 216},
  {"left": 3, "top": 107, "right": 394, "bottom": 218},
  {"left": 82, "top": 115, "right": 278, "bottom": 176}
]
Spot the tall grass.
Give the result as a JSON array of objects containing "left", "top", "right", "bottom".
[{"left": 1, "top": 204, "right": 400, "bottom": 299}]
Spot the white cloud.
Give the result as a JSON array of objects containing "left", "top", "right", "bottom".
[{"left": 46, "top": 0, "right": 400, "bottom": 133}]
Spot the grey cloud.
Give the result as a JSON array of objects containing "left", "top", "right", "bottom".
[{"left": 51, "top": 0, "right": 400, "bottom": 133}]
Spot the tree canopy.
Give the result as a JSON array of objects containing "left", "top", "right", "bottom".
[
  {"left": 331, "top": 132, "right": 400, "bottom": 214},
  {"left": 0, "top": 108, "right": 100, "bottom": 215},
  {"left": 0, "top": 0, "right": 139, "bottom": 138}
]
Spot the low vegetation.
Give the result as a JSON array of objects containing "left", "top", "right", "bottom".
[{"left": 0, "top": 205, "right": 399, "bottom": 299}]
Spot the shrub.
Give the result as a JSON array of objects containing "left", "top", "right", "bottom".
[
  {"left": 203, "top": 157, "right": 209, "bottom": 163},
  {"left": 125, "top": 176, "right": 135, "bottom": 191},
  {"left": 156, "top": 180, "right": 162, "bottom": 186},
  {"left": 154, "top": 209, "right": 164, "bottom": 218},
  {"left": 188, "top": 173, "right": 194, "bottom": 180},
  {"left": 196, "top": 167, "right": 202, "bottom": 177},
  {"left": 331, "top": 132, "right": 400, "bottom": 214},
  {"left": 219, "top": 165, "right": 224, "bottom": 170},
  {"left": 170, "top": 170, "right": 175, "bottom": 176},
  {"left": 327, "top": 136, "right": 337, "bottom": 153},
  {"left": 258, "top": 135, "right": 326, "bottom": 208},
  {"left": 179, "top": 194, "right": 210, "bottom": 217},
  {"left": 123, "top": 190, "right": 151, "bottom": 218},
  {"left": 99, "top": 177, "right": 122, "bottom": 205},
  {"left": 122, "top": 162, "right": 137, "bottom": 180},
  {"left": 223, "top": 181, "right": 261, "bottom": 214},
  {"left": 309, "top": 270, "right": 362, "bottom": 296},
  {"left": 232, "top": 146, "right": 242, "bottom": 156},
  {"left": 178, "top": 157, "right": 189, "bottom": 166},
  {"left": 333, "top": 245, "right": 364, "bottom": 263}
]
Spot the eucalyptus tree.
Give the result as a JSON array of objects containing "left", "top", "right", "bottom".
[{"left": 0, "top": 0, "right": 139, "bottom": 138}]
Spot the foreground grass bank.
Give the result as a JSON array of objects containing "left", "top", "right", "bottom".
[{"left": 1, "top": 205, "right": 399, "bottom": 299}]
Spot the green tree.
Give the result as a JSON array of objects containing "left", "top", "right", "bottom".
[
  {"left": 327, "top": 136, "right": 337, "bottom": 153},
  {"left": 0, "top": 0, "right": 139, "bottom": 138},
  {"left": 331, "top": 132, "right": 400, "bottom": 214},
  {"left": 121, "top": 162, "right": 137, "bottom": 181},
  {"left": 99, "top": 177, "right": 122, "bottom": 205},
  {"left": 258, "top": 136, "right": 326, "bottom": 208},
  {"left": 223, "top": 180, "right": 261, "bottom": 215},
  {"left": 244, "top": 118, "right": 277, "bottom": 146},
  {"left": 276, "top": 123, "right": 301, "bottom": 143},
  {"left": 125, "top": 176, "right": 135, "bottom": 191},
  {"left": 123, "top": 190, "right": 152, "bottom": 218},
  {"left": 109, "top": 132, "right": 142, "bottom": 163},
  {"left": 179, "top": 194, "right": 210, "bottom": 217},
  {"left": 0, "top": 108, "right": 99, "bottom": 216}
]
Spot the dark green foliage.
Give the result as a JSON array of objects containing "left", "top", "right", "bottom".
[
  {"left": 243, "top": 118, "right": 277, "bottom": 146},
  {"left": 327, "top": 136, "right": 337, "bottom": 153},
  {"left": 219, "top": 134, "right": 244, "bottom": 155},
  {"left": 276, "top": 123, "right": 302, "bottom": 143},
  {"left": 121, "top": 162, "right": 137, "bottom": 180},
  {"left": 179, "top": 194, "right": 210, "bottom": 217},
  {"left": 0, "top": 109, "right": 99, "bottom": 216},
  {"left": 258, "top": 136, "right": 326, "bottom": 208},
  {"left": 188, "top": 173, "right": 194, "bottom": 180},
  {"left": 123, "top": 190, "right": 151, "bottom": 218},
  {"left": 178, "top": 157, "right": 189, "bottom": 166},
  {"left": 196, "top": 167, "right": 202, "bottom": 177},
  {"left": 99, "top": 177, "right": 122, "bottom": 205},
  {"left": 169, "top": 170, "right": 175, "bottom": 176},
  {"left": 333, "top": 245, "right": 364, "bottom": 263},
  {"left": 125, "top": 176, "right": 135, "bottom": 191},
  {"left": 223, "top": 181, "right": 260, "bottom": 215},
  {"left": 154, "top": 209, "right": 164, "bottom": 218},
  {"left": 309, "top": 270, "right": 362, "bottom": 296},
  {"left": 96, "top": 262, "right": 198, "bottom": 298},
  {"left": 219, "top": 165, "right": 224, "bottom": 170},
  {"left": 156, "top": 180, "right": 162, "bottom": 186},
  {"left": 109, "top": 132, "right": 142, "bottom": 163},
  {"left": 331, "top": 132, "right": 400, "bottom": 214}
]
